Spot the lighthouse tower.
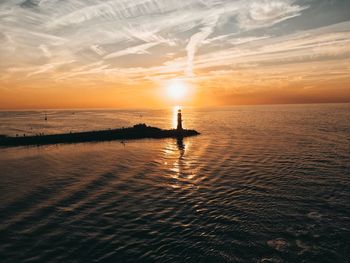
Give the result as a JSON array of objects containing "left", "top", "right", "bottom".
[{"left": 177, "top": 109, "right": 183, "bottom": 131}]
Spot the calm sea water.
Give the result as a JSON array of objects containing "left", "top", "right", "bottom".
[{"left": 0, "top": 104, "right": 349, "bottom": 263}]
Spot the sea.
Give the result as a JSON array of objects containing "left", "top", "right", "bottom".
[{"left": 0, "top": 104, "right": 349, "bottom": 263}]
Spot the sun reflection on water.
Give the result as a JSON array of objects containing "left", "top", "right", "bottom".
[
  {"left": 164, "top": 105, "right": 198, "bottom": 188},
  {"left": 162, "top": 135, "right": 197, "bottom": 189}
]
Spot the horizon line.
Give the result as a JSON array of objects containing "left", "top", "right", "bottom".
[{"left": 0, "top": 101, "right": 349, "bottom": 111}]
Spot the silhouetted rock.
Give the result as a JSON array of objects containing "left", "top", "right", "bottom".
[{"left": 0, "top": 124, "right": 200, "bottom": 147}]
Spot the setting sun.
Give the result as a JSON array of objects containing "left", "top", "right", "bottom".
[{"left": 166, "top": 79, "right": 188, "bottom": 101}]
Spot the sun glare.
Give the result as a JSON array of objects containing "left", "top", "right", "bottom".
[{"left": 166, "top": 79, "right": 187, "bottom": 101}]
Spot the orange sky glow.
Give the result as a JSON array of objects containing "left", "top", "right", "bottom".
[{"left": 0, "top": 0, "right": 349, "bottom": 109}]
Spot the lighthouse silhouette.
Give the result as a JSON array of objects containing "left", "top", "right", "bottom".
[{"left": 177, "top": 109, "right": 183, "bottom": 131}]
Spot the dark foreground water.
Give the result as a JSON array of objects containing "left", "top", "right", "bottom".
[{"left": 0, "top": 104, "right": 349, "bottom": 263}]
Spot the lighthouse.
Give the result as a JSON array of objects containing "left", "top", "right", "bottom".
[{"left": 177, "top": 109, "right": 183, "bottom": 131}]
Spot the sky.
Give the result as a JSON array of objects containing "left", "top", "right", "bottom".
[{"left": 0, "top": 0, "right": 350, "bottom": 109}]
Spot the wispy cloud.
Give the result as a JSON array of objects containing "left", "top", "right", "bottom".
[
  {"left": 186, "top": 15, "right": 219, "bottom": 76},
  {"left": 237, "top": 0, "right": 307, "bottom": 29},
  {"left": 1, "top": 0, "right": 349, "bottom": 100}
]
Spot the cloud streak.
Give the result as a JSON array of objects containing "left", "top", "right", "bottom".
[
  {"left": 186, "top": 15, "right": 219, "bottom": 76},
  {"left": 1, "top": 0, "right": 349, "bottom": 105}
]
